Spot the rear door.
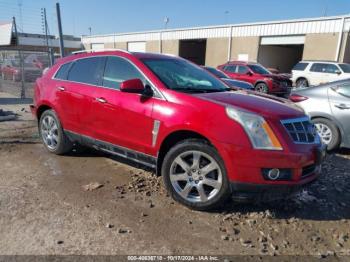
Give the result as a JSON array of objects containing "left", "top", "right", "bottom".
[
  {"left": 328, "top": 83, "right": 350, "bottom": 143},
  {"left": 55, "top": 56, "right": 105, "bottom": 137},
  {"left": 92, "top": 55, "right": 155, "bottom": 154},
  {"left": 221, "top": 65, "right": 238, "bottom": 79}
]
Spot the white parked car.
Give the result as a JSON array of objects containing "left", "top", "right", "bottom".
[{"left": 291, "top": 61, "right": 350, "bottom": 88}]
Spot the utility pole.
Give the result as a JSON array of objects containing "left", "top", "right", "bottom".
[
  {"left": 13, "top": 16, "right": 25, "bottom": 98},
  {"left": 41, "top": 8, "right": 53, "bottom": 66},
  {"left": 56, "top": 2, "right": 65, "bottom": 57},
  {"left": 88, "top": 27, "right": 92, "bottom": 36}
]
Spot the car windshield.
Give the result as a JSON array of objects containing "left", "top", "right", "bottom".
[
  {"left": 248, "top": 64, "right": 270, "bottom": 75},
  {"left": 204, "top": 67, "right": 228, "bottom": 78},
  {"left": 339, "top": 64, "right": 350, "bottom": 73},
  {"left": 142, "top": 58, "right": 230, "bottom": 93}
]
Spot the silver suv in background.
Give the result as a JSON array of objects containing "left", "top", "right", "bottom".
[
  {"left": 291, "top": 61, "right": 350, "bottom": 88},
  {"left": 290, "top": 79, "right": 350, "bottom": 150}
]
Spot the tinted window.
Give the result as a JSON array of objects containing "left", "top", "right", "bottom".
[
  {"left": 293, "top": 62, "right": 308, "bottom": 71},
  {"left": 102, "top": 56, "right": 145, "bottom": 89},
  {"left": 310, "top": 63, "right": 339, "bottom": 74},
  {"left": 67, "top": 57, "right": 105, "bottom": 85},
  {"left": 55, "top": 62, "right": 71, "bottom": 80},
  {"left": 223, "top": 65, "right": 237, "bottom": 73},
  {"left": 339, "top": 64, "right": 350, "bottom": 73},
  {"left": 237, "top": 66, "right": 249, "bottom": 74},
  {"left": 334, "top": 84, "right": 350, "bottom": 98}
]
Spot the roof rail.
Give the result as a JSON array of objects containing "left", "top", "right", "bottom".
[{"left": 71, "top": 48, "right": 131, "bottom": 55}]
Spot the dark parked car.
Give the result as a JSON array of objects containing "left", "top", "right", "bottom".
[
  {"left": 290, "top": 79, "right": 350, "bottom": 150},
  {"left": 202, "top": 66, "right": 254, "bottom": 90}
]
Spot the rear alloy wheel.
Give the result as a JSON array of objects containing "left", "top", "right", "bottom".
[
  {"left": 39, "top": 110, "right": 73, "bottom": 155},
  {"left": 162, "top": 139, "right": 230, "bottom": 211},
  {"left": 313, "top": 118, "right": 340, "bottom": 151},
  {"left": 255, "top": 83, "right": 269, "bottom": 93},
  {"left": 296, "top": 78, "right": 309, "bottom": 88}
]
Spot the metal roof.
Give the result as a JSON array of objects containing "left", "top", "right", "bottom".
[{"left": 82, "top": 14, "right": 350, "bottom": 44}]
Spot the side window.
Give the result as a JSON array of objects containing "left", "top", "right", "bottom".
[
  {"left": 325, "top": 64, "right": 340, "bottom": 74},
  {"left": 333, "top": 84, "right": 350, "bottom": 98},
  {"left": 67, "top": 57, "right": 105, "bottom": 85},
  {"left": 102, "top": 56, "right": 145, "bottom": 89},
  {"left": 293, "top": 62, "right": 308, "bottom": 71},
  {"left": 237, "top": 66, "right": 249, "bottom": 74},
  {"left": 54, "top": 62, "right": 71, "bottom": 80},
  {"left": 310, "top": 63, "right": 328, "bottom": 73},
  {"left": 223, "top": 65, "right": 237, "bottom": 73}
]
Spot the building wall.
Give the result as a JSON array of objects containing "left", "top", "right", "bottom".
[
  {"left": 115, "top": 42, "right": 127, "bottom": 50},
  {"left": 339, "top": 32, "right": 350, "bottom": 63},
  {"left": 303, "top": 33, "right": 339, "bottom": 61},
  {"left": 104, "top": 42, "right": 114, "bottom": 49},
  {"left": 230, "top": 36, "right": 260, "bottom": 62},
  {"left": 162, "top": 40, "right": 179, "bottom": 55},
  {"left": 205, "top": 37, "right": 229, "bottom": 67},
  {"left": 146, "top": 41, "right": 159, "bottom": 53}
]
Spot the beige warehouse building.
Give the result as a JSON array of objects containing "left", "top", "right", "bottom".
[{"left": 81, "top": 15, "right": 350, "bottom": 73}]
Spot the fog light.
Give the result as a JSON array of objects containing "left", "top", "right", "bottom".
[
  {"left": 268, "top": 168, "right": 280, "bottom": 180},
  {"left": 262, "top": 168, "right": 292, "bottom": 181}
]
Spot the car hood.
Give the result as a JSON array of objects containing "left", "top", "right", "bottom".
[
  {"left": 262, "top": 74, "right": 291, "bottom": 81},
  {"left": 194, "top": 91, "right": 304, "bottom": 120}
]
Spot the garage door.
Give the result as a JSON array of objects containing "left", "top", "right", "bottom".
[{"left": 127, "top": 42, "right": 146, "bottom": 52}]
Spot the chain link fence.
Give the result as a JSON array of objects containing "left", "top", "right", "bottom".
[{"left": 0, "top": 50, "right": 50, "bottom": 99}]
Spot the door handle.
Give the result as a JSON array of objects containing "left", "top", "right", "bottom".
[
  {"left": 334, "top": 104, "right": 350, "bottom": 110},
  {"left": 95, "top": 97, "right": 107, "bottom": 103},
  {"left": 57, "top": 86, "right": 65, "bottom": 91}
]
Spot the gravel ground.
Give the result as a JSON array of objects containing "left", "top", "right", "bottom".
[{"left": 0, "top": 95, "right": 349, "bottom": 259}]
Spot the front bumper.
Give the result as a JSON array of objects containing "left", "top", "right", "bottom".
[{"left": 217, "top": 141, "right": 326, "bottom": 202}]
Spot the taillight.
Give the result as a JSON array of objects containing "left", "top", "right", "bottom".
[{"left": 289, "top": 94, "right": 308, "bottom": 102}]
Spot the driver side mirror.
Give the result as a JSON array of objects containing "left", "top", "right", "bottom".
[
  {"left": 120, "top": 78, "right": 145, "bottom": 93},
  {"left": 335, "top": 70, "right": 342, "bottom": 75},
  {"left": 246, "top": 71, "right": 253, "bottom": 76}
]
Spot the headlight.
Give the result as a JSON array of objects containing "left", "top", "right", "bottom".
[{"left": 226, "top": 107, "right": 283, "bottom": 150}]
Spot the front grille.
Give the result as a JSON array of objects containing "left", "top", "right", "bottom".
[{"left": 281, "top": 117, "right": 317, "bottom": 144}]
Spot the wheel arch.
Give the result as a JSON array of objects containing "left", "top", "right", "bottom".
[
  {"left": 37, "top": 104, "right": 52, "bottom": 122},
  {"left": 156, "top": 130, "right": 212, "bottom": 176},
  {"left": 310, "top": 113, "right": 344, "bottom": 143}
]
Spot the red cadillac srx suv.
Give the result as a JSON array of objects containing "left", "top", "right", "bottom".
[
  {"left": 217, "top": 61, "right": 292, "bottom": 96},
  {"left": 31, "top": 50, "right": 325, "bottom": 211}
]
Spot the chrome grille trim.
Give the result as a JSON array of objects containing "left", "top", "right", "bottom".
[{"left": 281, "top": 117, "right": 318, "bottom": 144}]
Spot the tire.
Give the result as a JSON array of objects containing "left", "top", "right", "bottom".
[
  {"left": 312, "top": 118, "right": 340, "bottom": 151},
  {"left": 161, "top": 139, "right": 230, "bottom": 211},
  {"left": 255, "top": 83, "right": 269, "bottom": 93},
  {"left": 39, "top": 109, "right": 73, "bottom": 155},
  {"left": 296, "top": 78, "right": 309, "bottom": 88}
]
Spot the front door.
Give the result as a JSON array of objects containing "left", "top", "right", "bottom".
[{"left": 92, "top": 56, "right": 155, "bottom": 155}]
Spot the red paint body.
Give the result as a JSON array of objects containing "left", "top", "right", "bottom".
[
  {"left": 218, "top": 61, "right": 292, "bottom": 95},
  {"left": 32, "top": 51, "right": 322, "bottom": 189}
]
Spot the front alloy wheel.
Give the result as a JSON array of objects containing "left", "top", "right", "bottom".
[
  {"left": 170, "top": 151, "right": 223, "bottom": 203},
  {"left": 162, "top": 139, "right": 230, "bottom": 211}
]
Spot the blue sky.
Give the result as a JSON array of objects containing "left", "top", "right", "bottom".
[{"left": 0, "top": 0, "right": 350, "bottom": 36}]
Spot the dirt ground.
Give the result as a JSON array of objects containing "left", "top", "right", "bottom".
[{"left": 0, "top": 93, "right": 350, "bottom": 259}]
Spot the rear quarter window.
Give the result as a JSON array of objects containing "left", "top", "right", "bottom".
[
  {"left": 293, "top": 62, "right": 308, "bottom": 71},
  {"left": 54, "top": 62, "right": 71, "bottom": 80}
]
